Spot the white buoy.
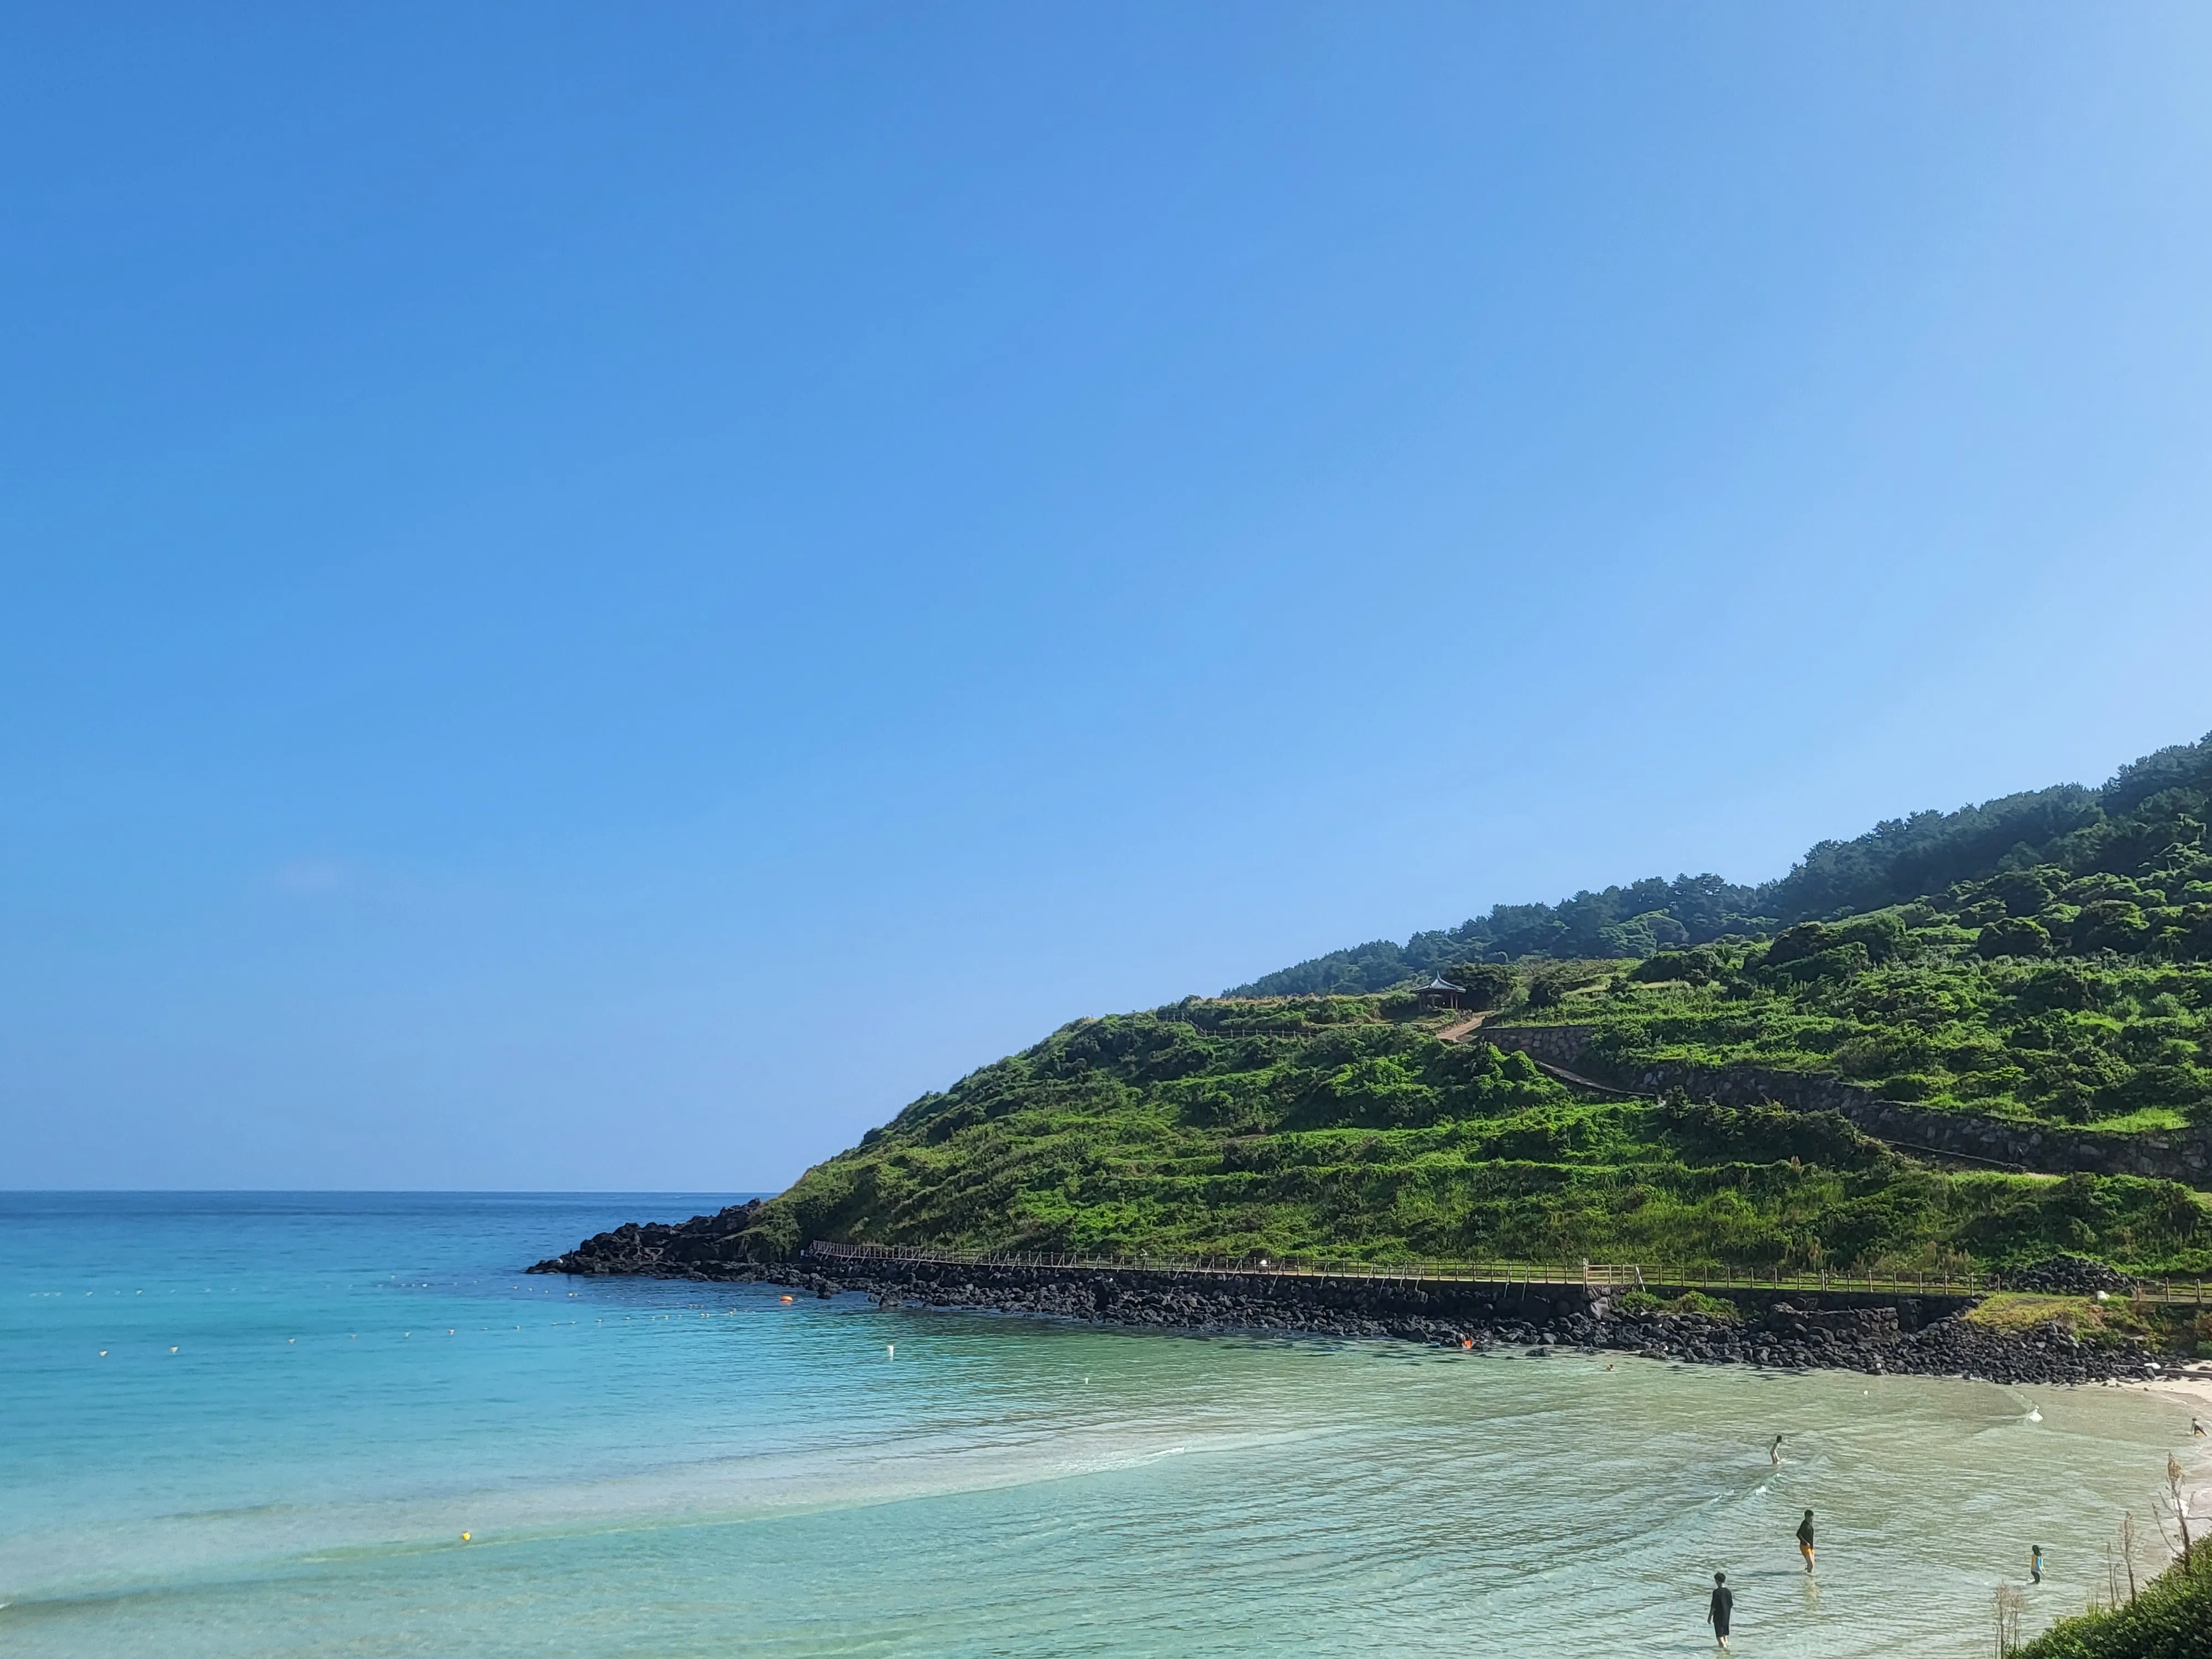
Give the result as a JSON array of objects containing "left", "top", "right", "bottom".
[{"left": 888, "top": 1344, "right": 895, "bottom": 1360}]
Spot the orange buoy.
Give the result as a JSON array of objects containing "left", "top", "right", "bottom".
[{"left": 779, "top": 1294, "right": 794, "bottom": 1303}]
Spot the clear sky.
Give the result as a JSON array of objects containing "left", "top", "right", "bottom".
[{"left": 5, "top": 4, "right": 2211, "bottom": 1190}]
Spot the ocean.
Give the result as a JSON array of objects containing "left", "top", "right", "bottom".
[{"left": 0, "top": 1192, "right": 2197, "bottom": 1656}]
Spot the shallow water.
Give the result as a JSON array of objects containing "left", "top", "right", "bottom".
[{"left": 1, "top": 1193, "right": 2200, "bottom": 1656}]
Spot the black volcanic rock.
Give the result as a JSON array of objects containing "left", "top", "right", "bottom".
[
  {"left": 526, "top": 1202, "right": 766, "bottom": 1277},
  {"left": 528, "top": 1220, "right": 2186, "bottom": 1387},
  {"left": 1999, "top": 1254, "right": 2140, "bottom": 1295}
]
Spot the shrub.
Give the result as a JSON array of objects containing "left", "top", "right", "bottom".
[
  {"left": 1767, "top": 942, "right": 1871, "bottom": 985},
  {"left": 2077, "top": 900, "right": 2152, "bottom": 953},
  {"left": 1979, "top": 917, "right": 2054, "bottom": 958},
  {"left": 2015, "top": 1553, "right": 2212, "bottom": 1658},
  {"left": 1447, "top": 963, "right": 1517, "bottom": 1008},
  {"left": 1632, "top": 947, "right": 1723, "bottom": 984},
  {"left": 1611, "top": 1288, "right": 1741, "bottom": 1321}
]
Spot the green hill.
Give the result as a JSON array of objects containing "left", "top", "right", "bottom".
[
  {"left": 730, "top": 733, "right": 2212, "bottom": 1288},
  {"left": 1234, "top": 732, "right": 2212, "bottom": 994}
]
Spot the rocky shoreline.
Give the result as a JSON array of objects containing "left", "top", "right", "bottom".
[{"left": 528, "top": 1206, "right": 2185, "bottom": 1389}]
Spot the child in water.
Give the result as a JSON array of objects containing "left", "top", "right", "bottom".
[
  {"left": 1770, "top": 1435, "right": 1783, "bottom": 1465},
  {"left": 2031, "top": 1545, "right": 2043, "bottom": 1584},
  {"left": 1797, "top": 1510, "right": 1815, "bottom": 1574},
  {"left": 1707, "top": 1572, "right": 1733, "bottom": 1650}
]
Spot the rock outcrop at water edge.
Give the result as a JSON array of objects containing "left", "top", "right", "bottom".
[{"left": 528, "top": 1215, "right": 2193, "bottom": 1389}]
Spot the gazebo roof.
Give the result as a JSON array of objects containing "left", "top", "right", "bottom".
[{"left": 1420, "top": 975, "right": 1465, "bottom": 993}]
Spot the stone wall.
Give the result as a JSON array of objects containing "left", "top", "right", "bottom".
[
  {"left": 1478, "top": 1024, "right": 1598, "bottom": 1068},
  {"left": 1479, "top": 1026, "right": 2212, "bottom": 1187}
]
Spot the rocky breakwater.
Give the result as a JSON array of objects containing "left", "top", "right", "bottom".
[
  {"left": 804, "top": 1256, "right": 2173, "bottom": 1386},
  {"left": 526, "top": 1215, "right": 2183, "bottom": 1386}
]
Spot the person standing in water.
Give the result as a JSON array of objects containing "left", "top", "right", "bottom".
[
  {"left": 1707, "top": 1572, "right": 1733, "bottom": 1650},
  {"left": 2031, "top": 1545, "right": 2043, "bottom": 1584},
  {"left": 1770, "top": 1435, "right": 1783, "bottom": 1466},
  {"left": 1796, "top": 1510, "right": 1816, "bottom": 1574}
]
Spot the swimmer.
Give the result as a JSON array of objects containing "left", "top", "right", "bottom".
[
  {"left": 1796, "top": 1510, "right": 1815, "bottom": 1574},
  {"left": 2031, "top": 1544, "right": 2042, "bottom": 1584},
  {"left": 2194, "top": 1418, "right": 2205, "bottom": 1438},
  {"left": 1707, "top": 1572, "right": 1733, "bottom": 1650},
  {"left": 1770, "top": 1435, "right": 1783, "bottom": 1466}
]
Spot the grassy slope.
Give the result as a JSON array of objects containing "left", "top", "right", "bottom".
[
  {"left": 1237, "top": 731, "right": 2212, "bottom": 1131},
  {"left": 737, "top": 996, "right": 2211, "bottom": 1279},
  {"left": 734, "top": 736, "right": 2212, "bottom": 1283},
  {"left": 1510, "top": 888, "right": 2212, "bottom": 1130}
]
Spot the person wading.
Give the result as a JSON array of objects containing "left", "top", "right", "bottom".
[
  {"left": 1796, "top": 1510, "right": 1816, "bottom": 1574},
  {"left": 1707, "top": 1572, "right": 1734, "bottom": 1650}
]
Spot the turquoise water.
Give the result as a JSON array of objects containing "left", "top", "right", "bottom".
[{"left": 1, "top": 1193, "right": 2201, "bottom": 1656}]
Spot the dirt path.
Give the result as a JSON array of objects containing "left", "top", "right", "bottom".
[{"left": 1433, "top": 1008, "right": 1500, "bottom": 1044}]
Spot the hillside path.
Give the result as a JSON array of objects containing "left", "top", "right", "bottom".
[{"left": 1432, "top": 1008, "right": 1500, "bottom": 1044}]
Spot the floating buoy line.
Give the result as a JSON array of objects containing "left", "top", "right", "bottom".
[{"left": 55, "top": 1285, "right": 795, "bottom": 1360}]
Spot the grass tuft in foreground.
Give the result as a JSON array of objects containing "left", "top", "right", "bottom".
[{"left": 2015, "top": 1553, "right": 2211, "bottom": 1658}]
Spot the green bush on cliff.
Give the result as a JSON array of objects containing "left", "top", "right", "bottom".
[
  {"left": 1232, "top": 732, "right": 2212, "bottom": 997},
  {"left": 1553, "top": 942, "right": 2212, "bottom": 1129},
  {"left": 734, "top": 734, "right": 2212, "bottom": 1270},
  {"left": 1227, "top": 732, "right": 2212, "bottom": 1133},
  {"left": 737, "top": 999, "right": 2212, "bottom": 1272}
]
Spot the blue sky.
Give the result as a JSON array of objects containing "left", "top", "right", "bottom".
[{"left": 5, "top": 4, "right": 2211, "bottom": 1190}]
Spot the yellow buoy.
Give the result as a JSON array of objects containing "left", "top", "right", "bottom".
[{"left": 461, "top": 1531, "right": 471, "bottom": 1542}]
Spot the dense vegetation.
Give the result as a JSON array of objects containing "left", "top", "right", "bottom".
[
  {"left": 1525, "top": 910, "right": 2212, "bottom": 1131},
  {"left": 2015, "top": 1551, "right": 2209, "bottom": 1659},
  {"left": 1239, "top": 732, "right": 2212, "bottom": 1130},
  {"left": 732, "top": 733, "right": 2212, "bottom": 1288},
  {"left": 735, "top": 995, "right": 2211, "bottom": 1280},
  {"left": 1235, "top": 732, "right": 2212, "bottom": 996}
]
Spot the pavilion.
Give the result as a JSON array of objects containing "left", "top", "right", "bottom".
[{"left": 1417, "top": 974, "right": 1467, "bottom": 1011}]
